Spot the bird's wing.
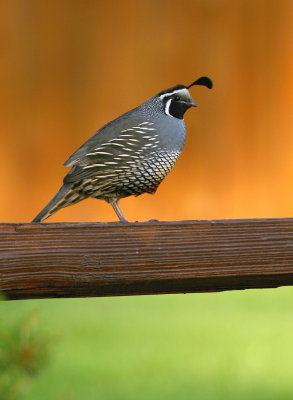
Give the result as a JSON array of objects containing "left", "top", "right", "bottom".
[
  {"left": 63, "top": 107, "right": 141, "bottom": 167},
  {"left": 63, "top": 113, "right": 159, "bottom": 184}
]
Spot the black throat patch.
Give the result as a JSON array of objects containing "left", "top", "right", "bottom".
[{"left": 167, "top": 99, "right": 190, "bottom": 119}]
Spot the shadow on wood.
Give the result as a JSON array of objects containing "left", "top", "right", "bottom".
[{"left": 1, "top": 219, "right": 293, "bottom": 300}]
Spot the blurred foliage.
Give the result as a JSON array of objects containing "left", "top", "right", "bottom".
[
  {"left": 1, "top": 289, "right": 293, "bottom": 400},
  {"left": 0, "top": 309, "right": 52, "bottom": 400}
]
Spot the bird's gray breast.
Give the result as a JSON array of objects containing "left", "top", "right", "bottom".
[{"left": 152, "top": 113, "right": 186, "bottom": 152}]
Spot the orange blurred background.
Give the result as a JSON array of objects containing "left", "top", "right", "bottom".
[{"left": 1, "top": 0, "right": 293, "bottom": 223}]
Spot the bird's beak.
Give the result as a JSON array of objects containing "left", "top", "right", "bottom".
[{"left": 189, "top": 98, "right": 197, "bottom": 107}]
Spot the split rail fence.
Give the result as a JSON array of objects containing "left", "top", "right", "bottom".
[{"left": 1, "top": 219, "right": 293, "bottom": 300}]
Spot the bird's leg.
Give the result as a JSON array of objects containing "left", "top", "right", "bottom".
[{"left": 109, "top": 198, "right": 128, "bottom": 222}]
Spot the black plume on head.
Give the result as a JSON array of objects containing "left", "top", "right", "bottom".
[{"left": 187, "top": 76, "right": 213, "bottom": 90}]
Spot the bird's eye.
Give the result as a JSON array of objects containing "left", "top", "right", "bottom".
[{"left": 174, "top": 95, "right": 180, "bottom": 101}]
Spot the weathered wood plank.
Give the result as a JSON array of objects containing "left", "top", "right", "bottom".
[{"left": 1, "top": 219, "right": 293, "bottom": 300}]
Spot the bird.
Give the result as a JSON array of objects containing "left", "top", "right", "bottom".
[{"left": 32, "top": 76, "right": 213, "bottom": 223}]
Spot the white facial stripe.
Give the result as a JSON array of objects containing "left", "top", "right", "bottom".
[
  {"left": 164, "top": 98, "right": 173, "bottom": 117},
  {"left": 159, "top": 88, "right": 189, "bottom": 100}
]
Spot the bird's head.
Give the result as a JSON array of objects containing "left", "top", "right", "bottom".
[{"left": 157, "top": 76, "right": 213, "bottom": 119}]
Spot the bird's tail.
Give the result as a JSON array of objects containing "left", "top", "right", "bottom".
[{"left": 32, "top": 184, "right": 86, "bottom": 223}]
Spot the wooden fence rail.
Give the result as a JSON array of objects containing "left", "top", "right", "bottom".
[{"left": 1, "top": 219, "right": 293, "bottom": 300}]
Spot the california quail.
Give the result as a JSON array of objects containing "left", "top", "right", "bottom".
[{"left": 32, "top": 76, "right": 212, "bottom": 223}]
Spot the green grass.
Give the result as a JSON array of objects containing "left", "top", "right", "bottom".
[{"left": 2, "top": 288, "right": 293, "bottom": 399}]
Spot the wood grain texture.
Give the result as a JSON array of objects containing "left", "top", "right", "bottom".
[{"left": 1, "top": 219, "right": 293, "bottom": 300}]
